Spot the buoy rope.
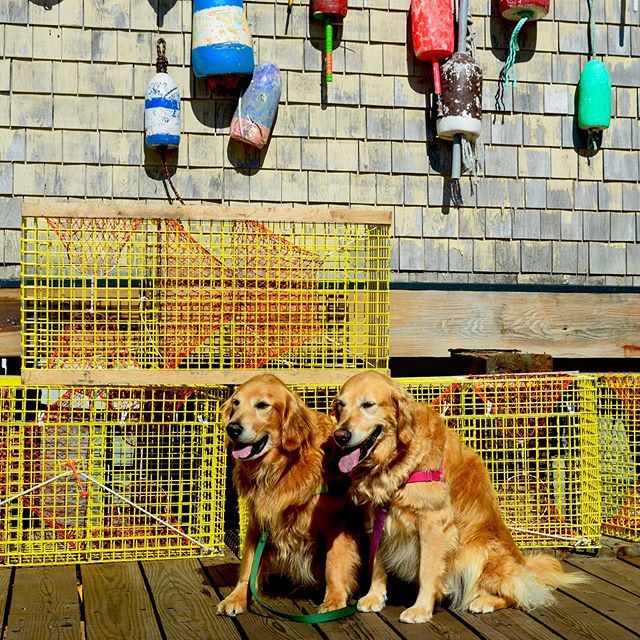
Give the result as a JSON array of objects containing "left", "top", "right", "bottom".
[
  {"left": 586, "top": 0, "right": 597, "bottom": 60},
  {"left": 503, "top": 12, "right": 532, "bottom": 87},
  {"left": 160, "top": 148, "right": 185, "bottom": 205},
  {"left": 155, "top": 37, "right": 169, "bottom": 73}
]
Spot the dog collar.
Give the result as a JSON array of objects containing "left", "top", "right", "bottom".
[{"left": 369, "top": 462, "right": 445, "bottom": 572}]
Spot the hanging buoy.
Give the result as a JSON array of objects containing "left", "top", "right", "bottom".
[
  {"left": 191, "top": 0, "right": 254, "bottom": 78},
  {"left": 145, "top": 39, "right": 184, "bottom": 205},
  {"left": 311, "top": 0, "right": 347, "bottom": 83},
  {"left": 436, "top": 52, "right": 482, "bottom": 142},
  {"left": 577, "top": 0, "right": 610, "bottom": 151},
  {"left": 145, "top": 40, "right": 180, "bottom": 150},
  {"left": 230, "top": 63, "right": 281, "bottom": 149},
  {"left": 499, "top": 0, "right": 549, "bottom": 86},
  {"left": 411, "top": 0, "right": 454, "bottom": 105}
]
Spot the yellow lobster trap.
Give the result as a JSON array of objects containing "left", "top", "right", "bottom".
[
  {"left": 0, "top": 377, "right": 228, "bottom": 566},
  {"left": 237, "top": 374, "right": 601, "bottom": 551},
  {"left": 597, "top": 373, "right": 640, "bottom": 542},
  {"left": 21, "top": 203, "right": 390, "bottom": 385}
]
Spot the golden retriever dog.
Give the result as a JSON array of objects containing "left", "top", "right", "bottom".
[
  {"left": 217, "top": 374, "right": 362, "bottom": 617},
  {"left": 331, "top": 371, "right": 583, "bottom": 624}
]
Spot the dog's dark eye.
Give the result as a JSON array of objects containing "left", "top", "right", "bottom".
[
  {"left": 361, "top": 401, "right": 375, "bottom": 409},
  {"left": 255, "top": 401, "right": 270, "bottom": 410},
  {"left": 232, "top": 399, "right": 240, "bottom": 407},
  {"left": 337, "top": 400, "right": 345, "bottom": 407}
]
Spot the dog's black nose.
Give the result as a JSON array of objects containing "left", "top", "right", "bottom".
[
  {"left": 226, "top": 422, "right": 243, "bottom": 440},
  {"left": 334, "top": 429, "right": 352, "bottom": 447}
]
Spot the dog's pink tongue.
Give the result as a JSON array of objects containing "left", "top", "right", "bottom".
[
  {"left": 232, "top": 445, "right": 253, "bottom": 459},
  {"left": 339, "top": 449, "right": 361, "bottom": 473}
]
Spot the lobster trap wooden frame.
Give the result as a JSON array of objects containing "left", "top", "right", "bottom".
[
  {"left": 0, "top": 377, "right": 229, "bottom": 566},
  {"left": 237, "top": 374, "right": 601, "bottom": 551},
  {"left": 597, "top": 373, "right": 640, "bottom": 542},
  {"left": 21, "top": 203, "right": 391, "bottom": 385}
]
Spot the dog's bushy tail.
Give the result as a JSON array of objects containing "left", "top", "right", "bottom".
[{"left": 512, "top": 553, "right": 587, "bottom": 610}]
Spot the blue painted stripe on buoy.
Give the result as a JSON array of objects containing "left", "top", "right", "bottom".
[
  {"left": 192, "top": 44, "right": 255, "bottom": 77},
  {"left": 146, "top": 133, "right": 180, "bottom": 148},
  {"left": 145, "top": 97, "right": 180, "bottom": 110},
  {"left": 194, "top": 0, "right": 244, "bottom": 10}
]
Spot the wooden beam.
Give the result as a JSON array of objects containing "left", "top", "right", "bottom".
[
  {"left": 390, "top": 289, "right": 640, "bottom": 359},
  {"left": 2, "top": 288, "right": 639, "bottom": 361},
  {"left": 21, "top": 201, "right": 392, "bottom": 225},
  {"left": 21, "top": 368, "right": 389, "bottom": 386}
]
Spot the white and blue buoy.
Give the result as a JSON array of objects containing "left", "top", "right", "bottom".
[
  {"left": 145, "top": 39, "right": 184, "bottom": 204},
  {"left": 145, "top": 39, "right": 181, "bottom": 150}
]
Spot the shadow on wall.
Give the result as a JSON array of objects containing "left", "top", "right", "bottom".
[
  {"left": 149, "top": 0, "right": 179, "bottom": 28},
  {"left": 144, "top": 146, "right": 181, "bottom": 203}
]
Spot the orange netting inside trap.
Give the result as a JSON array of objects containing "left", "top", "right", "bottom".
[
  {"left": 158, "top": 220, "right": 324, "bottom": 368},
  {"left": 47, "top": 217, "right": 142, "bottom": 278}
]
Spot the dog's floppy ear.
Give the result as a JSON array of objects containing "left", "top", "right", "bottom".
[
  {"left": 281, "top": 389, "right": 314, "bottom": 453},
  {"left": 220, "top": 393, "right": 236, "bottom": 423},
  {"left": 392, "top": 384, "right": 416, "bottom": 446}
]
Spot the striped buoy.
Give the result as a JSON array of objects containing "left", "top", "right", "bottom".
[
  {"left": 230, "top": 63, "right": 281, "bottom": 149},
  {"left": 192, "top": 0, "right": 254, "bottom": 78},
  {"left": 144, "top": 39, "right": 183, "bottom": 204},
  {"left": 145, "top": 39, "right": 180, "bottom": 150}
]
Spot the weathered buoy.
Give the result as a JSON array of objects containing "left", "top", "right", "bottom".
[
  {"left": 145, "top": 39, "right": 184, "bottom": 204},
  {"left": 499, "top": 0, "right": 550, "bottom": 86},
  {"left": 437, "top": 52, "right": 482, "bottom": 141},
  {"left": 230, "top": 63, "right": 281, "bottom": 149},
  {"left": 411, "top": 0, "right": 454, "bottom": 102},
  {"left": 191, "top": 0, "right": 254, "bottom": 78},
  {"left": 578, "top": 59, "right": 611, "bottom": 132},
  {"left": 311, "top": 0, "right": 347, "bottom": 82}
]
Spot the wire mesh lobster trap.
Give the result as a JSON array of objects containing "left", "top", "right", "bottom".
[
  {"left": 0, "top": 377, "right": 228, "bottom": 566},
  {"left": 21, "top": 203, "right": 391, "bottom": 384},
  {"left": 597, "top": 373, "right": 640, "bottom": 542},
  {"left": 236, "top": 374, "right": 600, "bottom": 551}
]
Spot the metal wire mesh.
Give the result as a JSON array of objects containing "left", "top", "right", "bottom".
[
  {"left": 0, "top": 377, "right": 228, "bottom": 566},
  {"left": 598, "top": 373, "right": 640, "bottom": 542},
  {"left": 237, "top": 374, "right": 600, "bottom": 551},
  {"left": 22, "top": 215, "right": 390, "bottom": 377}
]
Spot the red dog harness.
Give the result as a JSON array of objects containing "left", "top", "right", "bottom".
[{"left": 369, "top": 463, "right": 445, "bottom": 571}]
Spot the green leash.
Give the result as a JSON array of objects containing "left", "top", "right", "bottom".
[{"left": 249, "top": 530, "right": 358, "bottom": 623}]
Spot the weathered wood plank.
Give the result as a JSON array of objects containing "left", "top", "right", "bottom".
[
  {"left": 564, "top": 556, "right": 640, "bottom": 598},
  {"left": 142, "top": 558, "right": 242, "bottom": 640},
  {"left": 22, "top": 202, "right": 392, "bottom": 225},
  {"left": 82, "top": 562, "right": 163, "bottom": 640},
  {"left": 201, "top": 556, "right": 325, "bottom": 640},
  {"left": 558, "top": 560, "right": 640, "bottom": 635},
  {"left": 455, "top": 606, "right": 561, "bottom": 640},
  {"left": 527, "top": 590, "right": 639, "bottom": 640},
  {"left": 0, "top": 568, "right": 12, "bottom": 635},
  {"left": 391, "top": 289, "right": 640, "bottom": 358},
  {"left": 4, "top": 288, "right": 640, "bottom": 360},
  {"left": 5, "top": 565, "right": 82, "bottom": 640},
  {"left": 380, "top": 602, "right": 482, "bottom": 640}
]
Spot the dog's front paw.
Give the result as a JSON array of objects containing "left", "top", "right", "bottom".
[
  {"left": 318, "top": 596, "right": 347, "bottom": 613},
  {"left": 217, "top": 595, "right": 247, "bottom": 616},
  {"left": 357, "top": 591, "right": 387, "bottom": 613},
  {"left": 399, "top": 604, "right": 433, "bottom": 624}
]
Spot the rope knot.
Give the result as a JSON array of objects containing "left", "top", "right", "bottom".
[{"left": 155, "top": 38, "right": 169, "bottom": 74}]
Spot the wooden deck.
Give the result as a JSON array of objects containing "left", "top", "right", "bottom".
[{"left": 1, "top": 550, "right": 639, "bottom": 640}]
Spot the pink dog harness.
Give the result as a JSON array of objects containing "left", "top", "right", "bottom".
[{"left": 369, "top": 463, "right": 445, "bottom": 571}]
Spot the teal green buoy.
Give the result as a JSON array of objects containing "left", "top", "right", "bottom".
[{"left": 577, "top": 59, "right": 611, "bottom": 132}]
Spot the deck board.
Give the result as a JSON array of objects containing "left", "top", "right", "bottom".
[
  {"left": 564, "top": 556, "right": 640, "bottom": 598},
  {"left": 5, "top": 565, "right": 82, "bottom": 640},
  {"left": 558, "top": 560, "right": 640, "bottom": 635},
  {"left": 82, "top": 561, "right": 163, "bottom": 640},
  {"left": 142, "top": 558, "right": 242, "bottom": 640},
  {"left": 1, "top": 551, "right": 639, "bottom": 640}
]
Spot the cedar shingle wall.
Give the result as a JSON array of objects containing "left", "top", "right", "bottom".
[{"left": 0, "top": 0, "right": 638, "bottom": 284}]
